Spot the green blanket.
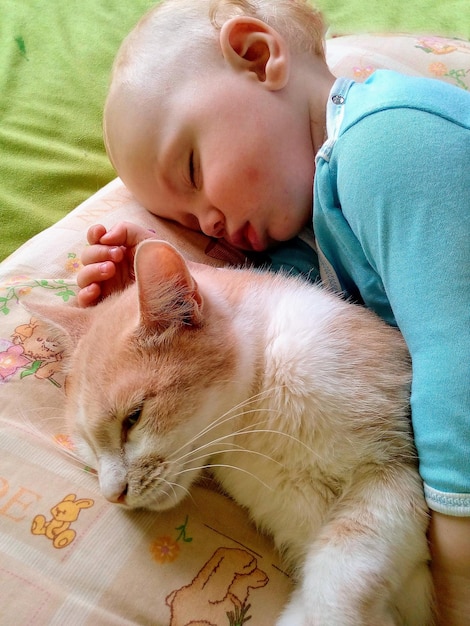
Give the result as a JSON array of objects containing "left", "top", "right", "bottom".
[
  {"left": 317, "top": 0, "right": 470, "bottom": 39},
  {"left": 1, "top": 0, "right": 469, "bottom": 261},
  {"left": 0, "top": 0, "right": 155, "bottom": 261}
]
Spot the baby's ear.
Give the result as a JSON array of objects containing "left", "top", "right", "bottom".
[
  {"left": 219, "top": 16, "right": 289, "bottom": 90},
  {"left": 133, "top": 239, "right": 204, "bottom": 334}
]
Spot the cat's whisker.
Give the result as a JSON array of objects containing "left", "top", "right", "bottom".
[
  {"left": 10, "top": 409, "right": 95, "bottom": 472},
  {"left": 175, "top": 463, "right": 274, "bottom": 492},
  {"left": 233, "top": 428, "right": 321, "bottom": 458},
  {"left": 161, "top": 479, "right": 181, "bottom": 501},
  {"left": 170, "top": 385, "right": 287, "bottom": 454},
  {"left": 172, "top": 421, "right": 322, "bottom": 466},
  {"left": 15, "top": 407, "right": 63, "bottom": 428},
  {"left": 158, "top": 478, "right": 195, "bottom": 507},
  {"left": 172, "top": 439, "right": 246, "bottom": 462},
  {"left": 167, "top": 417, "right": 291, "bottom": 466},
  {"left": 175, "top": 446, "right": 284, "bottom": 471},
  {"left": 168, "top": 405, "right": 279, "bottom": 460},
  {"left": 215, "top": 385, "right": 287, "bottom": 414},
  {"left": 168, "top": 416, "right": 272, "bottom": 463}
]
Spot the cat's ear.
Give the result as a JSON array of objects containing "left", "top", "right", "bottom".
[
  {"left": 134, "top": 239, "right": 204, "bottom": 334},
  {"left": 23, "top": 301, "right": 94, "bottom": 347}
]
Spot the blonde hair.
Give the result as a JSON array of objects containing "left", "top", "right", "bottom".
[{"left": 110, "top": 0, "right": 325, "bottom": 92}]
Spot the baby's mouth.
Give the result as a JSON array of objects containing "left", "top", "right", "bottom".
[
  {"left": 229, "top": 223, "right": 266, "bottom": 252},
  {"left": 245, "top": 223, "right": 266, "bottom": 252}
]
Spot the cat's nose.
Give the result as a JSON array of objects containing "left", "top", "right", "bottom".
[
  {"left": 108, "top": 486, "right": 128, "bottom": 505},
  {"left": 100, "top": 481, "right": 128, "bottom": 505},
  {"left": 98, "top": 456, "right": 128, "bottom": 504}
]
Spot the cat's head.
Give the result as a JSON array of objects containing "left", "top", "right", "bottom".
[{"left": 32, "top": 240, "right": 249, "bottom": 510}]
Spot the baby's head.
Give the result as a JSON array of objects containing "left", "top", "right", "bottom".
[{"left": 105, "top": 0, "right": 332, "bottom": 251}]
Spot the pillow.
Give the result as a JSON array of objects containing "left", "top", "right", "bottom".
[
  {"left": 326, "top": 32, "right": 470, "bottom": 88},
  {"left": 0, "top": 179, "right": 289, "bottom": 624}
]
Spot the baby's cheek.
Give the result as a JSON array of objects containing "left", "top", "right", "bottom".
[{"left": 243, "top": 165, "right": 262, "bottom": 186}]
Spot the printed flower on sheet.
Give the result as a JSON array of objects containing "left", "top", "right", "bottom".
[
  {"left": 150, "top": 536, "right": 181, "bottom": 564},
  {"left": 0, "top": 343, "right": 29, "bottom": 381},
  {"left": 415, "top": 37, "right": 458, "bottom": 55},
  {"left": 427, "top": 62, "right": 469, "bottom": 90},
  {"left": 52, "top": 434, "right": 97, "bottom": 474},
  {"left": 3, "top": 275, "right": 32, "bottom": 296},
  {"left": 65, "top": 253, "right": 83, "bottom": 274},
  {"left": 53, "top": 434, "right": 75, "bottom": 450},
  {"left": 149, "top": 515, "right": 193, "bottom": 564},
  {"left": 413, "top": 36, "right": 470, "bottom": 90},
  {"left": 429, "top": 62, "right": 448, "bottom": 77},
  {"left": 353, "top": 65, "right": 375, "bottom": 80},
  {"left": 1, "top": 278, "right": 76, "bottom": 315}
]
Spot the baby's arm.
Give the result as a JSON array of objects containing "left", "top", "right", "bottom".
[
  {"left": 77, "top": 222, "right": 155, "bottom": 306},
  {"left": 430, "top": 513, "right": 470, "bottom": 626},
  {"left": 335, "top": 108, "right": 470, "bottom": 625}
]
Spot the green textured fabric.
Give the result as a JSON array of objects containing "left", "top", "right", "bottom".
[
  {"left": 0, "top": 0, "right": 468, "bottom": 261},
  {"left": 316, "top": 0, "right": 470, "bottom": 39},
  {"left": 0, "top": 0, "right": 155, "bottom": 261}
]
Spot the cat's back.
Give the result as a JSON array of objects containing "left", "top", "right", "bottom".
[
  {"left": 193, "top": 265, "right": 411, "bottom": 464},
  {"left": 198, "top": 264, "right": 409, "bottom": 383}
]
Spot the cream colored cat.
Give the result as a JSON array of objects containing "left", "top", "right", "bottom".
[{"left": 39, "top": 239, "right": 434, "bottom": 625}]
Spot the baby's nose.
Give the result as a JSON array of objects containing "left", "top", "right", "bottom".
[{"left": 200, "top": 208, "right": 225, "bottom": 238}]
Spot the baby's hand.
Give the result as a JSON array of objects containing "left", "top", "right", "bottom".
[{"left": 77, "top": 222, "right": 155, "bottom": 307}]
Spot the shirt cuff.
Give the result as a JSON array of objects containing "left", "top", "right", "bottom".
[{"left": 424, "top": 483, "right": 470, "bottom": 517}]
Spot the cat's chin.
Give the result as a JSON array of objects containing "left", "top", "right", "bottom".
[
  {"left": 111, "top": 477, "right": 192, "bottom": 511},
  {"left": 96, "top": 479, "right": 188, "bottom": 512},
  {"left": 121, "top": 492, "right": 187, "bottom": 512}
]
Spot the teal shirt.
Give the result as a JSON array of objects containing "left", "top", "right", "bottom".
[{"left": 314, "top": 71, "right": 470, "bottom": 515}]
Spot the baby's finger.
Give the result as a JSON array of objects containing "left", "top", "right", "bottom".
[
  {"left": 81, "top": 244, "right": 124, "bottom": 267},
  {"left": 87, "top": 224, "right": 107, "bottom": 245},
  {"left": 76, "top": 261, "right": 117, "bottom": 290},
  {"left": 100, "top": 222, "right": 151, "bottom": 248},
  {"left": 77, "top": 283, "right": 102, "bottom": 308}
]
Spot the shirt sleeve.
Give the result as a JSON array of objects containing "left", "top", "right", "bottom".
[
  {"left": 333, "top": 107, "right": 470, "bottom": 515},
  {"left": 258, "top": 235, "right": 320, "bottom": 283}
]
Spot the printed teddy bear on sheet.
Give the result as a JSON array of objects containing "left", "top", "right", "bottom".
[
  {"left": 13, "top": 317, "right": 64, "bottom": 382},
  {"left": 31, "top": 493, "right": 94, "bottom": 549}
]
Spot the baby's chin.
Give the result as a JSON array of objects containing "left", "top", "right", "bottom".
[{"left": 268, "top": 216, "right": 313, "bottom": 249}]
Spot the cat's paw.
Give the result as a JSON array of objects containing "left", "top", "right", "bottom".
[
  {"left": 275, "top": 591, "right": 309, "bottom": 626},
  {"left": 276, "top": 591, "right": 400, "bottom": 626}
]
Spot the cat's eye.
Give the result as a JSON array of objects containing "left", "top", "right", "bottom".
[{"left": 123, "top": 407, "right": 142, "bottom": 432}]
